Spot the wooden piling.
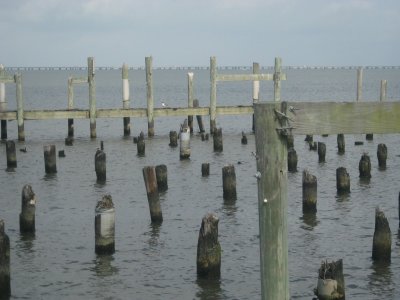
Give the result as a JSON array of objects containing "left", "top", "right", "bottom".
[
  {"left": 169, "top": 130, "right": 178, "bottom": 147},
  {"left": 309, "top": 141, "right": 317, "bottom": 151},
  {"left": 398, "top": 192, "right": 399, "bottom": 228},
  {"left": 15, "top": 73, "right": 25, "bottom": 141},
  {"left": 372, "top": 208, "right": 391, "bottom": 263},
  {"left": 359, "top": 153, "right": 371, "bottom": 179},
  {"left": 67, "top": 76, "right": 74, "bottom": 138},
  {"left": 142, "top": 166, "right": 163, "bottom": 223},
  {"left": 201, "top": 163, "right": 210, "bottom": 177},
  {"left": 95, "top": 195, "right": 115, "bottom": 255},
  {"left": 122, "top": 63, "right": 131, "bottom": 136},
  {"left": 137, "top": 131, "right": 145, "bottom": 156},
  {"left": 222, "top": 164, "right": 237, "bottom": 200},
  {"left": 305, "top": 134, "right": 313, "bottom": 142},
  {"left": 380, "top": 79, "right": 387, "bottom": 102},
  {"left": 0, "top": 220, "right": 10, "bottom": 298},
  {"left": 95, "top": 149, "right": 106, "bottom": 182},
  {"left": 357, "top": 67, "right": 363, "bottom": 101},
  {"left": 287, "top": 148, "right": 297, "bottom": 172},
  {"left": 241, "top": 131, "right": 248, "bottom": 145},
  {"left": 196, "top": 213, "right": 221, "bottom": 278},
  {"left": 88, "top": 57, "right": 96, "bottom": 138},
  {"left": 58, "top": 150, "right": 65, "bottom": 157},
  {"left": 337, "top": 134, "right": 345, "bottom": 154},
  {"left": 145, "top": 56, "right": 154, "bottom": 137},
  {"left": 44, "top": 145, "right": 57, "bottom": 174},
  {"left": 273, "top": 57, "right": 282, "bottom": 102},
  {"left": 0, "top": 65, "right": 7, "bottom": 140},
  {"left": 20, "top": 184, "right": 36, "bottom": 233},
  {"left": 187, "top": 72, "right": 194, "bottom": 133},
  {"left": 179, "top": 119, "right": 191, "bottom": 159},
  {"left": 210, "top": 57, "right": 217, "bottom": 134},
  {"left": 65, "top": 136, "right": 73, "bottom": 146},
  {"left": 193, "top": 99, "right": 205, "bottom": 133},
  {"left": 213, "top": 128, "right": 223, "bottom": 152},
  {"left": 252, "top": 62, "right": 260, "bottom": 132},
  {"left": 155, "top": 164, "right": 168, "bottom": 192},
  {"left": 286, "top": 134, "right": 294, "bottom": 149},
  {"left": 315, "top": 259, "right": 345, "bottom": 300},
  {"left": 6, "top": 140, "right": 17, "bottom": 169},
  {"left": 302, "top": 170, "right": 317, "bottom": 213},
  {"left": 377, "top": 143, "right": 387, "bottom": 169},
  {"left": 336, "top": 167, "right": 350, "bottom": 194},
  {"left": 366, "top": 133, "right": 373, "bottom": 140},
  {"left": 318, "top": 142, "right": 326, "bottom": 163}
]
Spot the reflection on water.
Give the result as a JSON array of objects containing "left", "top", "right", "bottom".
[
  {"left": 42, "top": 173, "right": 57, "bottom": 182},
  {"left": 19, "top": 232, "right": 35, "bottom": 251},
  {"left": 147, "top": 223, "right": 161, "bottom": 248},
  {"left": 195, "top": 276, "right": 222, "bottom": 300},
  {"left": 222, "top": 200, "right": 237, "bottom": 217},
  {"left": 300, "top": 212, "right": 319, "bottom": 229},
  {"left": 336, "top": 192, "right": 351, "bottom": 202},
  {"left": 367, "top": 261, "right": 394, "bottom": 298},
  {"left": 93, "top": 254, "right": 118, "bottom": 277}
]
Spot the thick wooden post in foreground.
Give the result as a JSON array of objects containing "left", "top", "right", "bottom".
[
  {"left": 88, "top": 57, "right": 96, "bottom": 138},
  {"left": 145, "top": 56, "right": 154, "bottom": 137},
  {"left": 0, "top": 220, "right": 10, "bottom": 298},
  {"left": 254, "top": 102, "right": 289, "bottom": 300}
]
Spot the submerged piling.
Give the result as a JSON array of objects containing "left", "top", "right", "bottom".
[
  {"left": 377, "top": 144, "right": 387, "bottom": 169},
  {"left": 302, "top": 170, "right": 317, "bottom": 213},
  {"left": 20, "top": 184, "right": 36, "bottom": 234},
  {"left": 196, "top": 213, "right": 221, "bottom": 278},
  {"left": 315, "top": 259, "right": 345, "bottom": 300},
  {"left": 372, "top": 208, "right": 391, "bottom": 263},
  {"left": 0, "top": 220, "right": 10, "bottom": 298},
  {"left": 137, "top": 131, "right": 145, "bottom": 156},
  {"left": 213, "top": 128, "right": 223, "bottom": 152},
  {"left": 95, "top": 149, "right": 106, "bottom": 182},
  {"left": 337, "top": 134, "right": 345, "bottom": 155},
  {"left": 359, "top": 153, "right": 371, "bottom": 179},
  {"left": 336, "top": 167, "right": 350, "bottom": 194},
  {"left": 142, "top": 166, "right": 163, "bottom": 223},
  {"left": 318, "top": 142, "right": 326, "bottom": 163},
  {"left": 95, "top": 195, "right": 115, "bottom": 255},
  {"left": 202, "top": 163, "right": 210, "bottom": 177},
  {"left": 366, "top": 133, "right": 373, "bottom": 141},
  {"left": 180, "top": 119, "right": 191, "bottom": 159},
  {"left": 287, "top": 148, "right": 298, "bottom": 172},
  {"left": 6, "top": 140, "right": 17, "bottom": 169},
  {"left": 43, "top": 145, "right": 57, "bottom": 174},
  {"left": 241, "top": 131, "right": 248, "bottom": 145},
  {"left": 155, "top": 164, "right": 168, "bottom": 192},
  {"left": 222, "top": 165, "right": 237, "bottom": 200},
  {"left": 169, "top": 131, "right": 178, "bottom": 147}
]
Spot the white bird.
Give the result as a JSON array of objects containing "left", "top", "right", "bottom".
[{"left": 161, "top": 101, "right": 168, "bottom": 108}]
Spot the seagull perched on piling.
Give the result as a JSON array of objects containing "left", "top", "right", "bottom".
[{"left": 161, "top": 101, "right": 168, "bottom": 108}]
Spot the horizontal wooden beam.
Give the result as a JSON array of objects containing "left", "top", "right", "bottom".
[
  {"left": 255, "top": 101, "right": 400, "bottom": 135},
  {"left": 0, "top": 76, "right": 15, "bottom": 84},
  {"left": 154, "top": 107, "right": 209, "bottom": 117},
  {"left": 216, "top": 105, "right": 253, "bottom": 115},
  {"left": 97, "top": 108, "right": 147, "bottom": 118},
  {"left": 217, "top": 74, "right": 273, "bottom": 82},
  {"left": 24, "top": 110, "right": 89, "bottom": 120},
  {"left": 71, "top": 77, "right": 88, "bottom": 84}
]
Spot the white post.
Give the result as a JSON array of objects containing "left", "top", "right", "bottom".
[
  {"left": 122, "top": 63, "right": 131, "bottom": 136},
  {"left": 187, "top": 72, "right": 194, "bottom": 133}
]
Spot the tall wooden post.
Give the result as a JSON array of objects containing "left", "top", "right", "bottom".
[
  {"left": 122, "top": 63, "right": 131, "bottom": 136},
  {"left": 254, "top": 102, "right": 289, "bottom": 300},
  {"left": 274, "top": 58, "right": 282, "bottom": 102},
  {"left": 0, "top": 220, "right": 10, "bottom": 298},
  {"left": 380, "top": 80, "right": 387, "bottom": 102},
  {"left": 210, "top": 56, "right": 217, "bottom": 134},
  {"left": 0, "top": 64, "right": 7, "bottom": 140},
  {"left": 145, "top": 56, "right": 154, "bottom": 137},
  {"left": 357, "top": 67, "right": 363, "bottom": 102},
  {"left": 15, "top": 73, "right": 25, "bottom": 141},
  {"left": 88, "top": 57, "right": 96, "bottom": 138},
  {"left": 67, "top": 76, "right": 74, "bottom": 137},
  {"left": 252, "top": 62, "right": 260, "bottom": 132},
  {"left": 187, "top": 72, "right": 194, "bottom": 133}
]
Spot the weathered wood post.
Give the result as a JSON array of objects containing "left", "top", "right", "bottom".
[
  {"left": 309, "top": 141, "right": 317, "bottom": 151},
  {"left": 155, "top": 164, "right": 168, "bottom": 192},
  {"left": 398, "top": 192, "right": 400, "bottom": 228},
  {"left": 302, "top": 170, "right": 317, "bottom": 213},
  {"left": 142, "top": 166, "right": 163, "bottom": 223},
  {"left": 6, "top": 140, "right": 17, "bottom": 169},
  {"left": 196, "top": 213, "right": 221, "bottom": 278},
  {"left": 337, "top": 134, "right": 345, "bottom": 154},
  {"left": 15, "top": 73, "right": 25, "bottom": 141},
  {"left": 252, "top": 62, "right": 260, "bottom": 132},
  {"left": 286, "top": 134, "right": 294, "bottom": 149},
  {"left": 315, "top": 259, "right": 345, "bottom": 300},
  {"left": 222, "top": 165, "right": 237, "bottom": 200},
  {"left": 0, "top": 64, "right": 7, "bottom": 140},
  {"left": 287, "top": 148, "right": 297, "bottom": 172},
  {"left": 188, "top": 72, "right": 194, "bottom": 133},
  {"left": 193, "top": 99, "right": 205, "bottom": 133},
  {"left": 357, "top": 67, "right": 363, "bottom": 102},
  {"left": 210, "top": 56, "right": 217, "bottom": 134},
  {"left": 336, "top": 167, "right": 350, "bottom": 194},
  {"left": 274, "top": 57, "right": 282, "bottom": 102},
  {"left": 43, "top": 145, "right": 57, "bottom": 174},
  {"left": 0, "top": 220, "right": 10, "bottom": 298},
  {"left": 359, "top": 153, "right": 371, "bottom": 179},
  {"left": 254, "top": 101, "right": 289, "bottom": 299},
  {"left": 201, "top": 163, "right": 210, "bottom": 177},
  {"left": 366, "top": 133, "right": 373, "bottom": 140},
  {"left": 305, "top": 134, "right": 313, "bottom": 142},
  {"left": 317, "top": 142, "right": 326, "bottom": 163},
  {"left": 377, "top": 143, "right": 387, "bottom": 169},
  {"left": 67, "top": 76, "right": 74, "bottom": 138},
  {"left": 179, "top": 119, "right": 191, "bottom": 159},
  {"left": 95, "top": 195, "right": 115, "bottom": 255},
  {"left": 372, "top": 208, "right": 391, "bottom": 263},
  {"left": 137, "top": 131, "right": 145, "bottom": 156},
  {"left": 169, "top": 130, "right": 178, "bottom": 147},
  {"left": 145, "top": 56, "right": 154, "bottom": 137},
  {"left": 88, "top": 57, "right": 96, "bottom": 138},
  {"left": 95, "top": 149, "right": 106, "bottom": 182},
  {"left": 20, "top": 184, "right": 36, "bottom": 233},
  {"left": 380, "top": 79, "right": 387, "bottom": 102},
  {"left": 122, "top": 63, "right": 131, "bottom": 136},
  {"left": 241, "top": 131, "right": 248, "bottom": 145},
  {"left": 213, "top": 128, "right": 223, "bottom": 152}
]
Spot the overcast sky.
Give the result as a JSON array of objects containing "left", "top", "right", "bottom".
[{"left": 1, "top": 0, "right": 399, "bottom": 67}]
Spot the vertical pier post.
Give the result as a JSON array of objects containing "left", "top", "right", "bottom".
[
  {"left": 0, "top": 65, "right": 7, "bottom": 140},
  {"left": 15, "top": 73, "right": 25, "bottom": 141},
  {"left": 142, "top": 166, "right": 163, "bottom": 223},
  {"left": 95, "top": 195, "right": 115, "bottom": 255},
  {"left": 0, "top": 220, "right": 10, "bottom": 298},
  {"left": 43, "top": 145, "right": 57, "bottom": 174},
  {"left": 372, "top": 208, "right": 391, "bottom": 262},
  {"left": 88, "top": 57, "right": 96, "bottom": 138},
  {"left": 357, "top": 67, "right": 363, "bottom": 101},
  {"left": 337, "top": 134, "right": 345, "bottom": 154},
  {"left": 193, "top": 99, "right": 205, "bottom": 133},
  {"left": 254, "top": 102, "right": 289, "bottom": 300},
  {"left": 273, "top": 58, "right": 282, "bottom": 102},
  {"left": 122, "top": 63, "right": 131, "bottom": 136},
  {"left": 155, "top": 164, "right": 168, "bottom": 192},
  {"left": 380, "top": 79, "right": 387, "bottom": 102},
  {"left": 222, "top": 164, "right": 237, "bottom": 200},
  {"left": 6, "top": 140, "right": 17, "bottom": 169},
  {"left": 179, "top": 119, "right": 191, "bottom": 159},
  {"left": 20, "top": 184, "right": 36, "bottom": 233},
  {"left": 145, "top": 56, "right": 154, "bottom": 137},
  {"left": 95, "top": 149, "right": 106, "bottom": 182},
  {"left": 188, "top": 72, "right": 194, "bottom": 133},
  {"left": 252, "top": 62, "right": 260, "bottom": 132},
  {"left": 67, "top": 76, "right": 74, "bottom": 138},
  {"left": 210, "top": 56, "right": 217, "bottom": 134}
]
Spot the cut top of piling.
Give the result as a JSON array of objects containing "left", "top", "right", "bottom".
[{"left": 96, "top": 195, "right": 114, "bottom": 210}]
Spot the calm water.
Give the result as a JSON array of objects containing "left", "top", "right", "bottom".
[{"left": 1, "top": 67, "right": 400, "bottom": 299}]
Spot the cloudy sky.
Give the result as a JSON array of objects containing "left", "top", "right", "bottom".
[{"left": 1, "top": 0, "right": 399, "bottom": 67}]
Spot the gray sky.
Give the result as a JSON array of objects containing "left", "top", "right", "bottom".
[{"left": 1, "top": 0, "right": 399, "bottom": 67}]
